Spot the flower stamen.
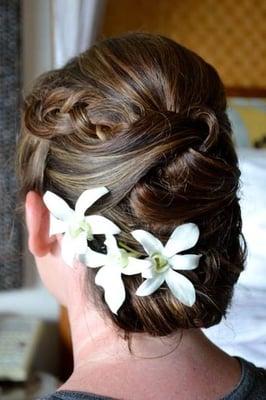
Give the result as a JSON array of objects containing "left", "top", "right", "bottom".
[
  {"left": 152, "top": 253, "right": 169, "bottom": 273},
  {"left": 69, "top": 219, "right": 93, "bottom": 240}
]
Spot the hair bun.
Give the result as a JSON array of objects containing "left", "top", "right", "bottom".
[{"left": 128, "top": 108, "right": 238, "bottom": 231}]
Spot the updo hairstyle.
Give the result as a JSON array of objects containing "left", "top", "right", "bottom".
[{"left": 17, "top": 33, "right": 246, "bottom": 336}]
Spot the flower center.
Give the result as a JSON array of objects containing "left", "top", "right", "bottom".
[
  {"left": 69, "top": 219, "right": 93, "bottom": 240},
  {"left": 151, "top": 253, "right": 169, "bottom": 273},
  {"left": 107, "top": 249, "right": 128, "bottom": 269}
]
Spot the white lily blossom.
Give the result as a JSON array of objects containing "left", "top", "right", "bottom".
[
  {"left": 43, "top": 187, "right": 120, "bottom": 267},
  {"left": 131, "top": 223, "right": 201, "bottom": 306},
  {"left": 83, "top": 234, "right": 151, "bottom": 314}
]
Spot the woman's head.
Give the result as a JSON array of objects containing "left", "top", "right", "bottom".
[{"left": 17, "top": 33, "right": 245, "bottom": 336}]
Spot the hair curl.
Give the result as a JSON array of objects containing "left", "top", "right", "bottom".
[{"left": 17, "top": 33, "right": 246, "bottom": 336}]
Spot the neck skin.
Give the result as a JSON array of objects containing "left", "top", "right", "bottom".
[{"left": 59, "top": 275, "right": 241, "bottom": 400}]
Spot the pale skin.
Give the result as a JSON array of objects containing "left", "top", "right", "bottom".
[{"left": 26, "top": 191, "right": 242, "bottom": 400}]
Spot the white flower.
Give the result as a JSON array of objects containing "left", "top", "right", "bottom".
[
  {"left": 43, "top": 187, "right": 120, "bottom": 267},
  {"left": 83, "top": 234, "right": 151, "bottom": 314},
  {"left": 131, "top": 223, "right": 201, "bottom": 307}
]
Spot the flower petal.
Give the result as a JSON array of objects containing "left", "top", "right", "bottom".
[
  {"left": 164, "top": 223, "right": 200, "bottom": 258},
  {"left": 141, "top": 265, "right": 157, "bottom": 279},
  {"left": 43, "top": 191, "right": 73, "bottom": 221},
  {"left": 82, "top": 247, "right": 107, "bottom": 268},
  {"left": 169, "top": 254, "right": 201, "bottom": 270},
  {"left": 86, "top": 215, "right": 120, "bottom": 235},
  {"left": 105, "top": 234, "right": 120, "bottom": 257},
  {"left": 49, "top": 214, "right": 66, "bottom": 236},
  {"left": 136, "top": 275, "right": 165, "bottom": 296},
  {"left": 165, "top": 269, "right": 196, "bottom": 306},
  {"left": 131, "top": 230, "right": 164, "bottom": 256},
  {"left": 73, "top": 231, "right": 88, "bottom": 255},
  {"left": 122, "top": 257, "right": 152, "bottom": 276},
  {"left": 95, "top": 266, "right": 125, "bottom": 314},
  {"left": 61, "top": 232, "right": 76, "bottom": 267},
  {"left": 75, "top": 187, "right": 109, "bottom": 217}
]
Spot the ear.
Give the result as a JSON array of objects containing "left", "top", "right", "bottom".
[{"left": 25, "top": 191, "right": 56, "bottom": 257}]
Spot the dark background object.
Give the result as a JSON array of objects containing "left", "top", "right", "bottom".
[{"left": 0, "top": 0, "right": 22, "bottom": 289}]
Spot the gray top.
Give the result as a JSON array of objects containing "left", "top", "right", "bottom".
[{"left": 40, "top": 357, "right": 266, "bottom": 400}]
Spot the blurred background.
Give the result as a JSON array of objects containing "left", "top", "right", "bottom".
[{"left": 0, "top": 0, "right": 265, "bottom": 398}]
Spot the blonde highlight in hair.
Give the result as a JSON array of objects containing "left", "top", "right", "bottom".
[{"left": 17, "top": 33, "right": 245, "bottom": 335}]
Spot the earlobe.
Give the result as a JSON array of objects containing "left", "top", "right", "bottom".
[{"left": 25, "top": 191, "right": 56, "bottom": 257}]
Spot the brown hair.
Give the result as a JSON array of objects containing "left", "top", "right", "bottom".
[{"left": 17, "top": 33, "right": 245, "bottom": 336}]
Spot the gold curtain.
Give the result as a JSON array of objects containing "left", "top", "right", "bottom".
[{"left": 102, "top": 0, "right": 266, "bottom": 89}]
